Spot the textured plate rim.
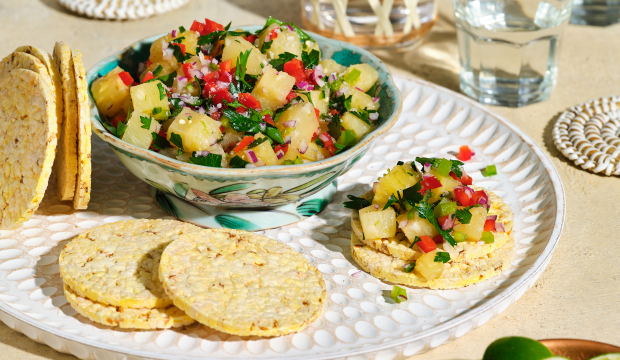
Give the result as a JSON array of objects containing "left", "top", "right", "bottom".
[{"left": 0, "top": 74, "right": 566, "bottom": 360}]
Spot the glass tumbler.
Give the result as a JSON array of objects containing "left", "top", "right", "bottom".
[
  {"left": 453, "top": 0, "right": 573, "bottom": 107},
  {"left": 571, "top": 0, "right": 620, "bottom": 26}
]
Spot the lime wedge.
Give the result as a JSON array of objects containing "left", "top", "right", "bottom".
[
  {"left": 483, "top": 337, "right": 554, "bottom": 360},
  {"left": 589, "top": 354, "right": 620, "bottom": 360}
]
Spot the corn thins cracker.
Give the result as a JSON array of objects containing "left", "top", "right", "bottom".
[
  {"left": 159, "top": 229, "right": 326, "bottom": 337},
  {"left": 0, "top": 69, "right": 57, "bottom": 229},
  {"left": 53, "top": 41, "right": 78, "bottom": 201},
  {"left": 71, "top": 49, "right": 91, "bottom": 210}
]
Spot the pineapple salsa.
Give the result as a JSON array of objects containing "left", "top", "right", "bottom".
[
  {"left": 91, "top": 17, "right": 382, "bottom": 168},
  {"left": 344, "top": 157, "right": 508, "bottom": 282}
]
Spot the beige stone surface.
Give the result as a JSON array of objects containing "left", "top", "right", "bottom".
[{"left": 0, "top": 0, "right": 618, "bottom": 359}]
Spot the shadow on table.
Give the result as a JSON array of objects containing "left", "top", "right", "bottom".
[
  {"left": 0, "top": 322, "right": 77, "bottom": 360},
  {"left": 228, "top": 0, "right": 302, "bottom": 24}
]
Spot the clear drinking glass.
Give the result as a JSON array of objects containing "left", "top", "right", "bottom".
[
  {"left": 453, "top": 0, "right": 572, "bottom": 107},
  {"left": 571, "top": 0, "right": 620, "bottom": 26}
]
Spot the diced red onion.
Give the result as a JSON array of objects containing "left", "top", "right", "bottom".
[
  {"left": 155, "top": 123, "right": 162, "bottom": 133},
  {"left": 328, "top": 73, "right": 337, "bottom": 83},
  {"left": 471, "top": 151, "right": 476, "bottom": 156},
  {"left": 442, "top": 215, "right": 455, "bottom": 230},
  {"left": 314, "top": 127, "right": 322, "bottom": 136},
  {"left": 374, "top": 204, "right": 380, "bottom": 209},
  {"left": 282, "top": 120, "right": 297, "bottom": 128},
  {"left": 306, "top": 85, "right": 314, "bottom": 90},
  {"left": 399, "top": 219, "right": 409, "bottom": 228},
  {"left": 162, "top": 41, "right": 169, "bottom": 50},
  {"left": 369, "top": 112, "right": 379, "bottom": 121},
  {"left": 177, "top": 76, "right": 188, "bottom": 87},
  {"left": 372, "top": 182, "right": 379, "bottom": 194},
  {"left": 297, "top": 81, "right": 309, "bottom": 90},
  {"left": 318, "top": 133, "right": 330, "bottom": 143},
  {"left": 284, "top": 136, "right": 291, "bottom": 144},
  {"left": 356, "top": 87, "right": 363, "bottom": 92},
  {"left": 194, "top": 150, "right": 210, "bottom": 156},
  {"left": 254, "top": 160, "right": 266, "bottom": 167},
  {"left": 315, "top": 77, "right": 325, "bottom": 87},
  {"left": 424, "top": 162, "right": 431, "bottom": 172},
  {"left": 495, "top": 222, "right": 505, "bottom": 232},
  {"left": 171, "top": 29, "right": 178, "bottom": 38},
  {"left": 373, "top": 97, "right": 379, "bottom": 103},
  {"left": 265, "top": 34, "right": 271, "bottom": 42},
  {"left": 163, "top": 48, "right": 174, "bottom": 61},
  {"left": 201, "top": 65, "right": 210, "bottom": 75},
  {"left": 486, "top": 215, "right": 498, "bottom": 221},
  {"left": 245, "top": 150, "right": 258, "bottom": 163},
  {"left": 398, "top": 294, "right": 408, "bottom": 300},
  {"left": 259, "top": 122, "right": 267, "bottom": 131},
  {"left": 275, "top": 150, "right": 284, "bottom": 159},
  {"left": 188, "top": 68, "right": 204, "bottom": 79},
  {"left": 477, "top": 191, "right": 489, "bottom": 206},
  {"left": 350, "top": 271, "right": 362, "bottom": 278},
  {"left": 456, "top": 185, "right": 475, "bottom": 198},
  {"left": 197, "top": 107, "right": 206, "bottom": 114},
  {"left": 314, "top": 64, "right": 324, "bottom": 77},
  {"left": 335, "top": 90, "right": 343, "bottom": 96},
  {"left": 299, "top": 139, "right": 308, "bottom": 154},
  {"left": 288, "top": 24, "right": 294, "bottom": 32},
  {"left": 137, "top": 62, "right": 146, "bottom": 74}
]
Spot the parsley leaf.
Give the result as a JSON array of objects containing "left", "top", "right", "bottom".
[
  {"left": 117, "top": 121, "right": 127, "bottom": 138},
  {"left": 382, "top": 193, "right": 399, "bottom": 211},
  {"left": 222, "top": 108, "right": 262, "bottom": 133},
  {"left": 140, "top": 116, "right": 152, "bottom": 129},
  {"left": 434, "top": 252, "right": 451, "bottom": 263},
  {"left": 264, "top": 127, "right": 284, "bottom": 144},
  {"left": 158, "top": 70, "right": 176, "bottom": 87},
  {"left": 404, "top": 262, "right": 415, "bottom": 273},
  {"left": 401, "top": 182, "right": 423, "bottom": 207},
  {"left": 151, "top": 132, "right": 171, "bottom": 150},
  {"left": 102, "top": 122, "right": 117, "bottom": 137},
  {"left": 169, "top": 132, "right": 183, "bottom": 150},
  {"left": 229, "top": 155, "right": 249, "bottom": 168},
  {"left": 415, "top": 195, "right": 457, "bottom": 247},
  {"left": 327, "top": 115, "right": 342, "bottom": 140},
  {"left": 152, "top": 65, "right": 163, "bottom": 77},
  {"left": 157, "top": 82, "right": 166, "bottom": 101},
  {"left": 247, "top": 136, "right": 270, "bottom": 149},
  {"left": 350, "top": 109, "right": 375, "bottom": 125},
  {"left": 455, "top": 207, "right": 473, "bottom": 224},
  {"left": 269, "top": 52, "right": 297, "bottom": 71},
  {"left": 170, "top": 43, "right": 188, "bottom": 62},
  {"left": 415, "top": 157, "right": 464, "bottom": 178},
  {"left": 189, "top": 153, "right": 222, "bottom": 167},
  {"left": 409, "top": 236, "right": 422, "bottom": 248},
  {"left": 232, "top": 49, "right": 253, "bottom": 93},
  {"left": 302, "top": 49, "right": 320, "bottom": 69},
  {"left": 152, "top": 107, "right": 162, "bottom": 115},
  {"left": 260, "top": 40, "right": 273, "bottom": 54},
  {"left": 343, "top": 195, "right": 371, "bottom": 210}
]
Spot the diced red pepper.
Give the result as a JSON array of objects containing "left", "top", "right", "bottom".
[
  {"left": 212, "top": 89, "right": 233, "bottom": 105},
  {"left": 236, "top": 106, "right": 246, "bottom": 113},
  {"left": 454, "top": 186, "right": 475, "bottom": 206},
  {"left": 118, "top": 71, "right": 134, "bottom": 86},
  {"left": 283, "top": 58, "right": 307, "bottom": 84},
  {"left": 269, "top": 28, "right": 279, "bottom": 40},
  {"left": 457, "top": 145, "right": 473, "bottom": 161},
  {"left": 178, "top": 43, "right": 186, "bottom": 55},
  {"left": 203, "top": 71, "right": 219, "bottom": 83},
  {"left": 275, "top": 143, "right": 288, "bottom": 155},
  {"left": 329, "top": 109, "right": 340, "bottom": 116},
  {"left": 286, "top": 91, "right": 298, "bottom": 102},
  {"left": 472, "top": 190, "right": 486, "bottom": 206},
  {"left": 219, "top": 59, "right": 232, "bottom": 73},
  {"left": 211, "top": 111, "right": 221, "bottom": 120},
  {"left": 450, "top": 171, "right": 473, "bottom": 185},
  {"left": 203, "top": 18, "right": 225, "bottom": 35},
  {"left": 262, "top": 114, "right": 275, "bottom": 126},
  {"left": 244, "top": 34, "right": 258, "bottom": 43},
  {"left": 182, "top": 63, "right": 194, "bottom": 78},
  {"left": 239, "top": 93, "right": 261, "bottom": 110},
  {"left": 311, "top": 128, "right": 320, "bottom": 141},
  {"left": 421, "top": 176, "right": 442, "bottom": 190},
  {"left": 484, "top": 219, "right": 496, "bottom": 232},
  {"left": 432, "top": 234, "right": 445, "bottom": 244},
  {"left": 204, "top": 82, "right": 233, "bottom": 105},
  {"left": 146, "top": 59, "right": 152, "bottom": 68},
  {"left": 142, "top": 71, "right": 154, "bottom": 83},
  {"left": 190, "top": 20, "right": 205, "bottom": 34},
  {"left": 314, "top": 108, "right": 321, "bottom": 119},
  {"left": 320, "top": 132, "right": 338, "bottom": 155},
  {"left": 234, "top": 136, "right": 255, "bottom": 153},
  {"left": 416, "top": 235, "right": 436, "bottom": 253},
  {"left": 111, "top": 115, "right": 126, "bottom": 128}
]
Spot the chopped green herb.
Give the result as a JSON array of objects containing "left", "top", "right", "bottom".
[
  {"left": 189, "top": 153, "right": 222, "bottom": 167},
  {"left": 169, "top": 132, "right": 183, "bottom": 150},
  {"left": 158, "top": 70, "right": 176, "bottom": 87},
  {"left": 404, "top": 262, "right": 416, "bottom": 273},
  {"left": 455, "top": 207, "right": 473, "bottom": 224},
  {"left": 434, "top": 252, "right": 451, "bottom": 263},
  {"left": 157, "top": 82, "right": 166, "bottom": 101},
  {"left": 179, "top": 26, "right": 186, "bottom": 33},
  {"left": 260, "top": 40, "right": 273, "bottom": 54},
  {"left": 301, "top": 49, "right": 320, "bottom": 69},
  {"left": 151, "top": 132, "right": 171, "bottom": 150},
  {"left": 229, "top": 155, "right": 249, "bottom": 168},
  {"left": 152, "top": 107, "right": 162, "bottom": 115},
  {"left": 264, "top": 127, "right": 284, "bottom": 144},
  {"left": 152, "top": 65, "right": 163, "bottom": 77},
  {"left": 391, "top": 285, "right": 408, "bottom": 303},
  {"left": 269, "top": 52, "right": 297, "bottom": 71},
  {"left": 343, "top": 195, "right": 371, "bottom": 210},
  {"left": 338, "top": 129, "right": 356, "bottom": 146},
  {"left": 415, "top": 194, "right": 457, "bottom": 247},
  {"left": 327, "top": 114, "right": 342, "bottom": 140},
  {"left": 117, "top": 121, "right": 127, "bottom": 138},
  {"left": 140, "top": 116, "right": 152, "bottom": 129},
  {"left": 409, "top": 236, "right": 422, "bottom": 248}
]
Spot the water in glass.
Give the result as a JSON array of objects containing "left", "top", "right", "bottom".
[{"left": 453, "top": 0, "right": 572, "bottom": 107}]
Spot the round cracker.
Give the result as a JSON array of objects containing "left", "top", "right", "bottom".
[
  {"left": 159, "top": 229, "right": 326, "bottom": 337},
  {"left": 351, "top": 231, "right": 514, "bottom": 289},
  {"left": 352, "top": 189, "right": 513, "bottom": 262},
  {"left": 64, "top": 285, "right": 194, "bottom": 329},
  {"left": 0, "top": 69, "right": 57, "bottom": 230},
  {"left": 53, "top": 41, "right": 78, "bottom": 201},
  {"left": 59, "top": 219, "right": 202, "bottom": 309},
  {"left": 15, "top": 46, "right": 64, "bottom": 128},
  {"left": 71, "top": 49, "right": 91, "bottom": 210}
]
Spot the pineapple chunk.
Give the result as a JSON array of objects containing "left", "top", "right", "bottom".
[
  {"left": 91, "top": 66, "right": 130, "bottom": 117},
  {"left": 222, "top": 36, "right": 267, "bottom": 76},
  {"left": 164, "top": 30, "right": 199, "bottom": 55},
  {"left": 341, "top": 112, "right": 373, "bottom": 142},
  {"left": 350, "top": 90, "right": 379, "bottom": 111},
  {"left": 320, "top": 59, "right": 347, "bottom": 76},
  {"left": 130, "top": 80, "right": 170, "bottom": 120},
  {"left": 121, "top": 111, "right": 159, "bottom": 149},
  {"left": 429, "top": 170, "right": 463, "bottom": 203},
  {"left": 415, "top": 250, "right": 445, "bottom": 281},
  {"left": 276, "top": 102, "right": 319, "bottom": 153},
  {"left": 397, "top": 213, "right": 438, "bottom": 241},
  {"left": 299, "top": 90, "right": 328, "bottom": 115},
  {"left": 166, "top": 108, "right": 222, "bottom": 153},
  {"left": 300, "top": 142, "right": 329, "bottom": 161},
  {"left": 373, "top": 163, "right": 421, "bottom": 206},
  {"left": 172, "top": 76, "right": 200, "bottom": 97},
  {"left": 258, "top": 24, "right": 302, "bottom": 60},
  {"left": 359, "top": 206, "right": 397, "bottom": 239},
  {"left": 279, "top": 146, "right": 302, "bottom": 164},
  {"left": 343, "top": 64, "right": 379, "bottom": 92},
  {"left": 249, "top": 135, "right": 279, "bottom": 165},
  {"left": 453, "top": 207, "right": 487, "bottom": 242},
  {"left": 146, "top": 37, "right": 179, "bottom": 77},
  {"left": 251, "top": 65, "right": 296, "bottom": 111}
]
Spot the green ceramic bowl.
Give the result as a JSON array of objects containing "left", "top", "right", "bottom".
[{"left": 87, "top": 26, "right": 401, "bottom": 213}]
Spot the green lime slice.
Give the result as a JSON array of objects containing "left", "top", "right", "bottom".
[
  {"left": 589, "top": 354, "right": 620, "bottom": 360},
  {"left": 483, "top": 337, "right": 554, "bottom": 360}
]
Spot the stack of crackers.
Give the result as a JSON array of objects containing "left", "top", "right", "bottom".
[
  {"left": 59, "top": 219, "right": 326, "bottom": 335},
  {"left": 0, "top": 43, "right": 91, "bottom": 230}
]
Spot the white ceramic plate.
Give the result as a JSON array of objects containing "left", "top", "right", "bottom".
[{"left": 0, "top": 74, "right": 565, "bottom": 360}]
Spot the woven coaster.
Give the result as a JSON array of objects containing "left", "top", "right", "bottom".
[
  {"left": 553, "top": 96, "right": 620, "bottom": 176},
  {"left": 59, "top": 0, "right": 190, "bottom": 20}
]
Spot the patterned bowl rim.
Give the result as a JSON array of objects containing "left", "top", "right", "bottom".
[
  {"left": 87, "top": 26, "right": 402, "bottom": 177},
  {"left": 0, "top": 74, "right": 566, "bottom": 360}
]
